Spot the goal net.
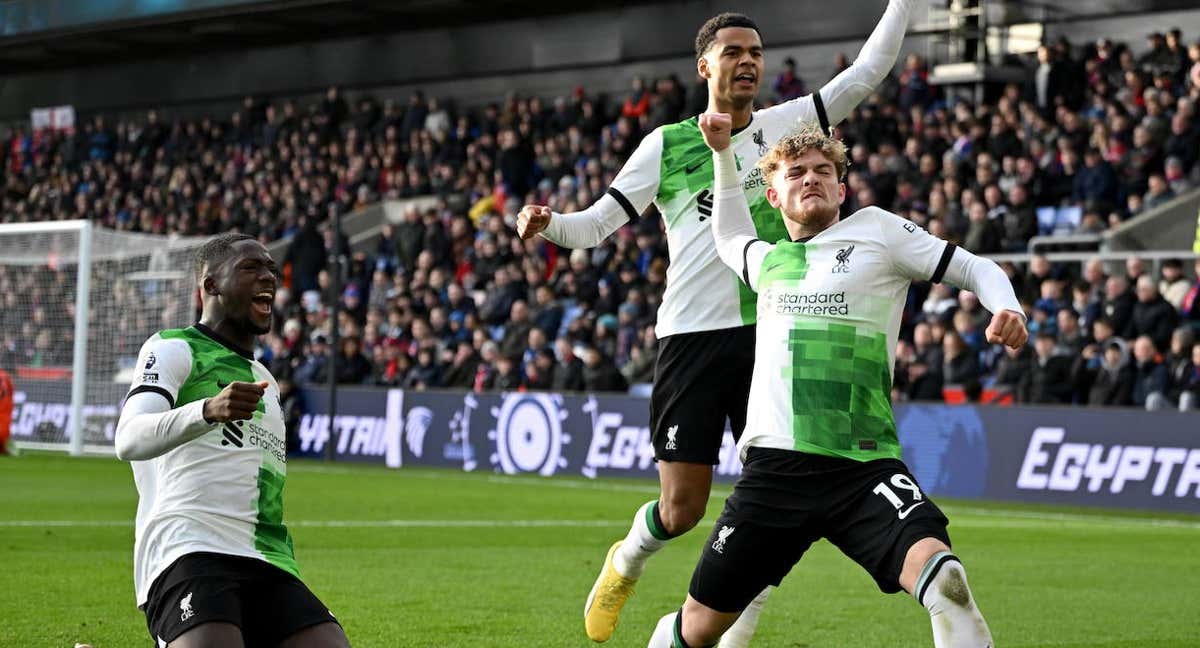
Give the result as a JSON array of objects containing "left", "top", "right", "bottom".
[{"left": 0, "top": 221, "right": 207, "bottom": 454}]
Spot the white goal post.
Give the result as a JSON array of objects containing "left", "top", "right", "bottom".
[{"left": 0, "top": 220, "right": 205, "bottom": 455}]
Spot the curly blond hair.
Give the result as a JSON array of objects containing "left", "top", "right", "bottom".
[{"left": 757, "top": 123, "right": 848, "bottom": 180}]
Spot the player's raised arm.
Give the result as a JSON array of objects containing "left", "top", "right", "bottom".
[
  {"left": 700, "top": 112, "right": 771, "bottom": 291},
  {"left": 813, "top": 0, "right": 915, "bottom": 126},
  {"left": 115, "top": 336, "right": 268, "bottom": 461},
  {"left": 877, "top": 210, "right": 1028, "bottom": 350},
  {"left": 516, "top": 128, "right": 663, "bottom": 247}
]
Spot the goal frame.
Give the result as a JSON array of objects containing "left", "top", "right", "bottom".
[{"left": 0, "top": 219, "right": 92, "bottom": 455}]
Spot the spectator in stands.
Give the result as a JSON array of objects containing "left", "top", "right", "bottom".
[
  {"left": 942, "top": 330, "right": 980, "bottom": 385},
  {"left": 489, "top": 354, "right": 525, "bottom": 391},
  {"left": 993, "top": 343, "right": 1034, "bottom": 396},
  {"left": 1019, "top": 332, "right": 1075, "bottom": 404},
  {"left": 1132, "top": 335, "right": 1170, "bottom": 409},
  {"left": 1183, "top": 258, "right": 1200, "bottom": 327},
  {"left": 1055, "top": 307, "right": 1087, "bottom": 357},
  {"left": 1178, "top": 344, "right": 1200, "bottom": 410},
  {"left": 552, "top": 338, "right": 585, "bottom": 392},
  {"left": 1074, "top": 148, "right": 1119, "bottom": 214},
  {"left": 621, "top": 76, "right": 650, "bottom": 119},
  {"left": 1164, "top": 327, "right": 1196, "bottom": 407},
  {"left": 335, "top": 336, "right": 373, "bottom": 385},
  {"left": 405, "top": 347, "right": 442, "bottom": 390},
  {"left": 1131, "top": 275, "right": 1180, "bottom": 350},
  {"left": 773, "top": 57, "right": 806, "bottom": 102},
  {"left": 581, "top": 346, "right": 626, "bottom": 392},
  {"left": 1032, "top": 45, "right": 1071, "bottom": 117},
  {"left": 1001, "top": 184, "right": 1038, "bottom": 251},
  {"left": 1143, "top": 173, "right": 1176, "bottom": 210},
  {"left": 621, "top": 325, "right": 657, "bottom": 386},
  {"left": 293, "top": 333, "right": 329, "bottom": 385},
  {"left": 1088, "top": 338, "right": 1136, "bottom": 406},
  {"left": 1102, "top": 275, "right": 1136, "bottom": 336},
  {"left": 1157, "top": 259, "right": 1189, "bottom": 310}
]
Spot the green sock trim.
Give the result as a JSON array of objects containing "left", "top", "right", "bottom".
[
  {"left": 672, "top": 611, "right": 687, "bottom": 648},
  {"left": 645, "top": 500, "right": 671, "bottom": 541},
  {"left": 913, "top": 550, "right": 956, "bottom": 602}
]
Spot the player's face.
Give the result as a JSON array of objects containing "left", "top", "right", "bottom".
[
  {"left": 216, "top": 240, "right": 279, "bottom": 335},
  {"left": 767, "top": 149, "right": 846, "bottom": 226},
  {"left": 700, "top": 27, "right": 763, "bottom": 108}
]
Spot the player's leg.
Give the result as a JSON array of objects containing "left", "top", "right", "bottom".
[
  {"left": 276, "top": 621, "right": 351, "bottom": 648},
  {"left": 710, "top": 328, "right": 763, "bottom": 648},
  {"left": 714, "top": 586, "right": 772, "bottom": 648},
  {"left": 903, "top": 538, "right": 993, "bottom": 648},
  {"left": 585, "top": 330, "right": 730, "bottom": 642},
  {"left": 168, "top": 622, "right": 245, "bottom": 648},
  {"left": 650, "top": 459, "right": 812, "bottom": 648},
  {"left": 242, "top": 561, "right": 348, "bottom": 648},
  {"left": 647, "top": 598, "right": 740, "bottom": 648},
  {"left": 141, "top": 553, "right": 249, "bottom": 648},
  {"left": 826, "top": 460, "right": 991, "bottom": 648}
]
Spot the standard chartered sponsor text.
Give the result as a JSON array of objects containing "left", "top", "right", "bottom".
[{"left": 775, "top": 291, "right": 849, "bottom": 316}]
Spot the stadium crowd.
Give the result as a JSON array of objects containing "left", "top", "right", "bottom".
[{"left": 2, "top": 29, "right": 1200, "bottom": 408}]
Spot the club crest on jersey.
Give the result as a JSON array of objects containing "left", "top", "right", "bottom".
[
  {"left": 752, "top": 128, "right": 767, "bottom": 155},
  {"left": 833, "top": 244, "right": 854, "bottom": 273},
  {"left": 145, "top": 353, "right": 157, "bottom": 370}
]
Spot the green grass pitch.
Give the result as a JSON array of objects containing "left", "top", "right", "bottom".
[{"left": 2, "top": 452, "right": 1198, "bottom": 647}]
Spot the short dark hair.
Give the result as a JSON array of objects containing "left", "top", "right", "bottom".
[
  {"left": 695, "top": 12, "right": 761, "bottom": 60},
  {"left": 195, "top": 232, "right": 256, "bottom": 282}
]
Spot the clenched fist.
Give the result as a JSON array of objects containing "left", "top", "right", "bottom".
[
  {"left": 698, "top": 112, "right": 733, "bottom": 152},
  {"left": 985, "top": 310, "right": 1028, "bottom": 350},
  {"left": 516, "top": 205, "right": 552, "bottom": 240},
  {"left": 203, "top": 380, "right": 269, "bottom": 423}
]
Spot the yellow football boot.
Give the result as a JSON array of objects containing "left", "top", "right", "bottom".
[{"left": 584, "top": 541, "right": 638, "bottom": 642}]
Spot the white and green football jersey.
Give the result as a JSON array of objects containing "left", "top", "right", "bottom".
[
  {"left": 608, "top": 100, "right": 828, "bottom": 337},
  {"left": 736, "top": 208, "right": 955, "bottom": 462},
  {"left": 125, "top": 324, "right": 294, "bottom": 605}
]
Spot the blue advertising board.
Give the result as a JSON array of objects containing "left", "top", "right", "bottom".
[{"left": 297, "top": 387, "right": 1200, "bottom": 514}]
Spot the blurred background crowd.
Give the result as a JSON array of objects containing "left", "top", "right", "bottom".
[{"left": 3, "top": 27, "right": 1200, "bottom": 408}]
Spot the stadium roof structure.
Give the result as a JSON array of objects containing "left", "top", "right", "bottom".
[
  {"left": 1, "top": 0, "right": 1197, "bottom": 73},
  {"left": 0, "top": 0, "right": 637, "bottom": 72}
]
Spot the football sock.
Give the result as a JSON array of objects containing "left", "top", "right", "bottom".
[
  {"left": 614, "top": 500, "right": 670, "bottom": 579},
  {"left": 716, "top": 586, "right": 771, "bottom": 648},
  {"left": 914, "top": 552, "right": 994, "bottom": 648},
  {"left": 646, "top": 610, "right": 717, "bottom": 648},
  {"left": 646, "top": 611, "right": 678, "bottom": 648}
]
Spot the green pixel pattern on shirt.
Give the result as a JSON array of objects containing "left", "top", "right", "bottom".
[
  {"left": 159, "top": 327, "right": 261, "bottom": 416},
  {"left": 782, "top": 322, "right": 898, "bottom": 461},
  {"left": 256, "top": 464, "right": 299, "bottom": 577}
]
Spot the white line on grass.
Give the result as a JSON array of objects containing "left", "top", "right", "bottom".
[
  {"left": 3, "top": 514, "right": 1197, "bottom": 531},
  {"left": 0, "top": 519, "right": 628, "bottom": 528}
]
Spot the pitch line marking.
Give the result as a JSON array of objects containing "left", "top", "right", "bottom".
[{"left": 2, "top": 515, "right": 1198, "bottom": 531}]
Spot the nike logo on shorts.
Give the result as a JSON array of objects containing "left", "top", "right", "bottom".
[{"left": 897, "top": 501, "right": 926, "bottom": 520}]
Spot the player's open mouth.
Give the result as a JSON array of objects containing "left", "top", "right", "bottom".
[
  {"left": 734, "top": 73, "right": 756, "bottom": 87},
  {"left": 252, "top": 291, "right": 273, "bottom": 317}
]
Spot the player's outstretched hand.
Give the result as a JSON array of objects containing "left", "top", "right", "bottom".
[
  {"left": 516, "top": 205, "right": 552, "bottom": 239},
  {"left": 203, "top": 380, "right": 269, "bottom": 423},
  {"left": 985, "top": 310, "right": 1028, "bottom": 350},
  {"left": 698, "top": 112, "right": 732, "bottom": 152}
]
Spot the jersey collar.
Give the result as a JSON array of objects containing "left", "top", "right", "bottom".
[
  {"left": 789, "top": 210, "right": 853, "bottom": 243},
  {"left": 730, "top": 115, "right": 754, "bottom": 137},
  {"left": 194, "top": 323, "right": 255, "bottom": 359}
]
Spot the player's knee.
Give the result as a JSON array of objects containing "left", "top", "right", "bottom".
[
  {"left": 680, "top": 601, "right": 726, "bottom": 647},
  {"left": 658, "top": 494, "right": 706, "bottom": 535}
]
